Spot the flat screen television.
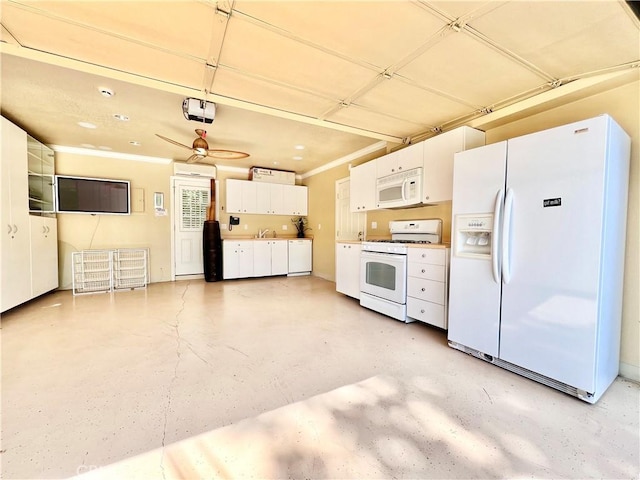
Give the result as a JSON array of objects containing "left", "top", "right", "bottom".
[{"left": 55, "top": 175, "right": 130, "bottom": 215}]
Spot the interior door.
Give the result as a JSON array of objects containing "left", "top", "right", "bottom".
[
  {"left": 335, "top": 177, "right": 365, "bottom": 241},
  {"left": 173, "top": 177, "right": 210, "bottom": 276},
  {"left": 499, "top": 117, "right": 608, "bottom": 391}
]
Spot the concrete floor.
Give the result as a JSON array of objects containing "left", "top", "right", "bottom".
[{"left": 1, "top": 276, "right": 638, "bottom": 479}]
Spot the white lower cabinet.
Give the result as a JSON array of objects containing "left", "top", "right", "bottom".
[
  {"left": 223, "top": 239, "right": 313, "bottom": 279},
  {"left": 222, "top": 240, "right": 254, "bottom": 279},
  {"left": 406, "top": 247, "right": 450, "bottom": 329},
  {"left": 30, "top": 216, "right": 59, "bottom": 297},
  {"left": 253, "top": 240, "right": 288, "bottom": 277},
  {"left": 335, "top": 242, "right": 361, "bottom": 299}
]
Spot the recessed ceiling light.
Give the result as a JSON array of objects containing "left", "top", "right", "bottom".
[
  {"left": 293, "top": 156, "right": 303, "bottom": 161},
  {"left": 80, "top": 143, "right": 96, "bottom": 149},
  {"left": 98, "top": 146, "right": 112, "bottom": 151},
  {"left": 78, "top": 121, "right": 97, "bottom": 129},
  {"left": 129, "top": 141, "right": 141, "bottom": 146},
  {"left": 294, "top": 145, "right": 305, "bottom": 150},
  {"left": 113, "top": 114, "right": 129, "bottom": 121},
  {"left": 99, "top": 87, "right": 114, "bottom": 97}
]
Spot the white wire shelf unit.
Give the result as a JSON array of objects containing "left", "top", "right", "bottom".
[{"left": 72, "top": 248, "right": 148, "bottom": 295}]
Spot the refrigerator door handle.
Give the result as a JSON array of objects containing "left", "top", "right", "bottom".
[
  {"left": 502, "top": 188, "right": 514, "bottom": 284},
  {"left": 492, "top": 189, "right": 504, "bottom": 284}
]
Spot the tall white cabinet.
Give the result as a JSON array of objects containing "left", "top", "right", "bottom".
[
  {"left": 1, "top": 117, "right": 32, "bottom": 311},
  {"left": 1, "top": 117, "right": 58, "bottom": 312}
]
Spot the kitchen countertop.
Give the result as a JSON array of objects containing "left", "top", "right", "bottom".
[
  {"left": 336, "top": 240, "right": 450, "bottom": 249},
  {"left": 408, "top": 243, "right": 450, "bottom": 250},
  {"left": 223, "top": 236, "right": 313, "bottom": 241}
]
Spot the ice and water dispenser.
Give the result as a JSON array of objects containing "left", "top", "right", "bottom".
[{"left": 454, "top": 214, "right": 493, "bottom": 258}]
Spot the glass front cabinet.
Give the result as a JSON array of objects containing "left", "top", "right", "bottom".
[{"left": 27, "top": 135, "right": 55, "bottom": 213}]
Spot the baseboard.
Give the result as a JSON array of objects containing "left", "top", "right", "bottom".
[{"left": 619, "top": 362, "right": 640, "bottom": 383}]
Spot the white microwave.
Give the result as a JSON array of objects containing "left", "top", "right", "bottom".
[{"left": 376, "top": 167, "right": 423, "bottom": 209}]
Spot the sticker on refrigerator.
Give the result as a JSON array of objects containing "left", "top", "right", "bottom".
[{"left": 543, "top": 198, "right": 562, "bottom": 208}]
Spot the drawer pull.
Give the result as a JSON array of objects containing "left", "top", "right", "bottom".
[
  {"left": 421, "top": 269, "right": 426, "bottom": 273},
  {"left": 421, "top": 309, "right": 425, "bottom": 314},
  {"left": 421, "top": 287, "right": 426, "bottom": 292},
  {"left": 421, "top": 253, "right": 426, "bottom": 258}
]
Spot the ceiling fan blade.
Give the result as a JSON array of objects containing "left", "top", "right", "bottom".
[
  {"left": 155, "top": 134, "right": 193, "bottom": 150},
  {"left": 207, "top": 149, "right": 250, "bottom": 159},
  {"left": 186, "top": 154, "right": 200, "bottom": 164}
]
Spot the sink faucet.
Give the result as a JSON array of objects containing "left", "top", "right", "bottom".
[{"left": 258, "top": 228, "right": 270, "bottom": 238}]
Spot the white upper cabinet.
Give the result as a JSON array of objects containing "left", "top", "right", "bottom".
[
  {"left": 226, "top": 179, "right": 306, "bottom": 216},
  {"left": 422, "top": 126, "right": 485, "bottom": 204},
  {"left": 282, "top": 184, "right": 307, "bottom": 216},
  {"left": 377, "top": 142, "right": 423, "bottom": 178},
  {"left": 269, "top": 183, "right": 284, "bottom": 215},
  {"left": 255, "top": 182, "right": 272, "bottom": 215},
  {"left": 226, "top": 179, "right": 253, "bottom": 213},
  {"left": 349, "top": 160, "right": 377, "bottom": 212}
]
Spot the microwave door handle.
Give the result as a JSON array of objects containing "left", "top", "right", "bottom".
[{"left": 401, "top": 179, "right": 408, "bottom": 201}]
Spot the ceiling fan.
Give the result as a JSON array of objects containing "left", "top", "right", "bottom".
[{"left": 156, "top": 129, "right": 249, "bottom": 163}]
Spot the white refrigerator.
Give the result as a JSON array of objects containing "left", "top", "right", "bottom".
[{"left": 447, "top": 115, "right": 630, "bottom": 404}]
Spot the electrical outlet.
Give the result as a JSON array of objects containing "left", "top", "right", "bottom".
[
  {"left": 318, "top": 224, "right": 321, "bottom": 230},
  {"left": 244, "top": 224, "right": 248, "bottom": 230},
  {"left": 371, "top": 221, "right": 378, "bottom": 229},
  {"left": 221, "top": 223, "right": 228, "bottom": 230},
  {"left": 282, "top": 225, "right": 288, "bottom": 230}
]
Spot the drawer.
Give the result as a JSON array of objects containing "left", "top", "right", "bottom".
[
  {"left": 408, "top": 248, "right": 446, "bottom": 265},
  {"left": 407, "top": 278, "right": 445, "bottom": 304},
  {"left": 408, "top": 262, "right": 445, "bottom": 282},
  {"left": 407, "top": 298, "right": 446, "bottom": 329}
]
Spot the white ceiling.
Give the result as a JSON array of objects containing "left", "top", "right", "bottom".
[{"left": 1, "top": 1, "right": 638, "bottom": 175}]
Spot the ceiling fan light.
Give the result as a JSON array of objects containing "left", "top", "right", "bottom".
[{"left": 209, "top": 150, "right": 250, "bottom": 159}]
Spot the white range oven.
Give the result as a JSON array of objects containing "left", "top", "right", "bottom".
[{"left": 360, "top": 219, "right": 442, "bottom": 322}]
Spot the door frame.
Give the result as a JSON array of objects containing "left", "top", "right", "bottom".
[{"left": 170, "top": 175, "right": 219, "bottom": 281}]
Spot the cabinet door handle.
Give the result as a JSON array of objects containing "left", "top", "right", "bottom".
[
  {"left": 421, "top": 309, "right": 425, "bottom": 314},
  {"left": 12, "top": 224, "right": 18, "bottom": 234},
  {"left": 421, "top": 268, "right": 426, "bottom": 273},
  {"left": 421, "top": 287, "right": 426, "bottom": 292},
  {"left": 7, "top": 224, "right": 11, "bottom": 234},
  {"left": 42, "top": 226, "right": 47, "bottom": 234}
]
